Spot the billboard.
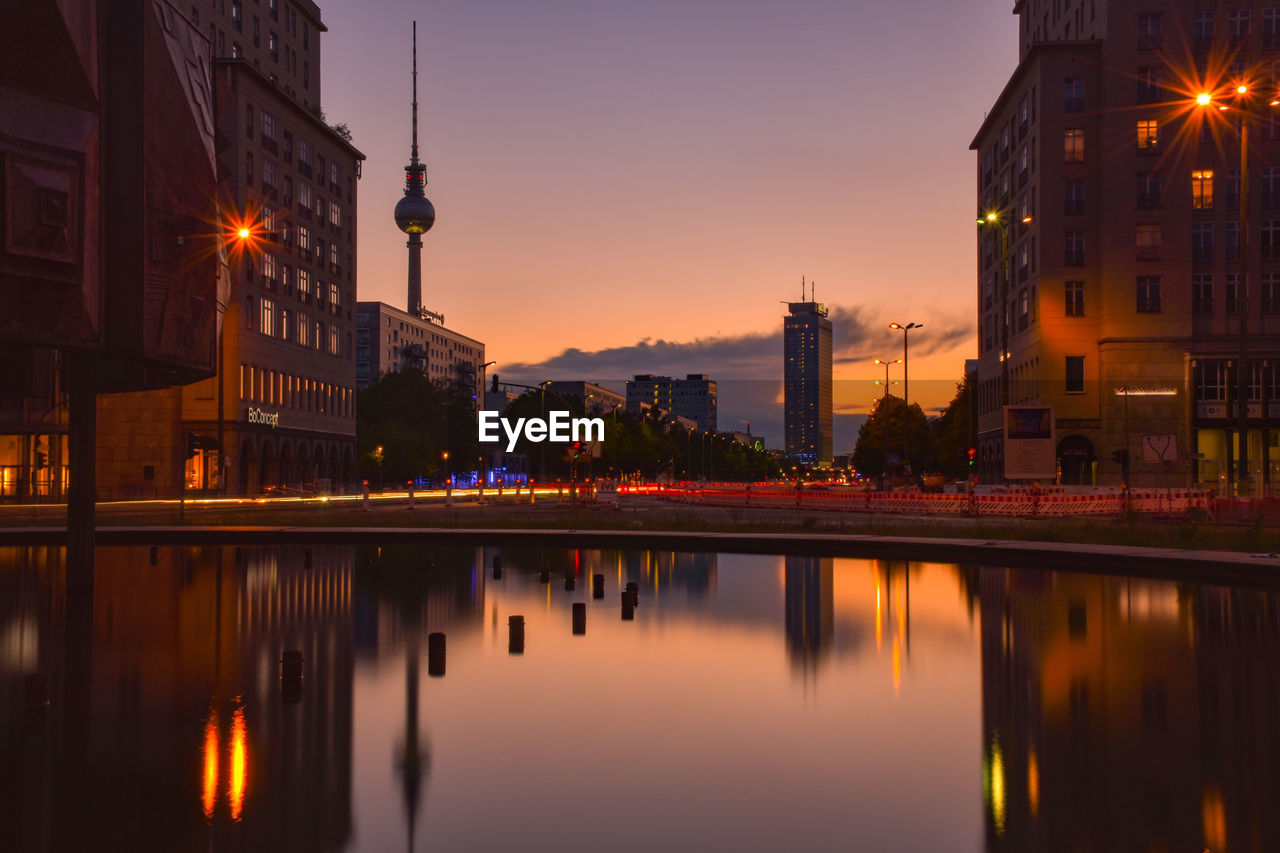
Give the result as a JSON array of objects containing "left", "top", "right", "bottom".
[{"left": 1003, "top": 405, "right": 1055, "bottom": 480}]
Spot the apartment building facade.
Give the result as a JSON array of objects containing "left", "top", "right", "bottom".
[{"left": 973, "top": 0, "right": 1280, "bottom": 494}]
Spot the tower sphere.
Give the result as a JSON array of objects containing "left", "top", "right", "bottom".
[{"left": 395, "top": 194, "right": 435, "bottom": 235}]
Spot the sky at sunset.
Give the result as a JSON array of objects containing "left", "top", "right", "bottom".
[{"left": 321, "top": 1, "right": 1020, "bottom": 447}]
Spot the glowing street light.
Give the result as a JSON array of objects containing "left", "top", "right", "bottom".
[{"left": 874, "top": 357, "right": 902, "bottom": 402}]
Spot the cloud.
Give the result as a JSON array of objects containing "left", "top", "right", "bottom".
[{"left": 497, "top": 303, "right": 970, "bottom": 450}]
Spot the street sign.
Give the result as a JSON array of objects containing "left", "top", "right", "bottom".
[{"left": 885, "top": 452, "right": 901, "bottom": 468}]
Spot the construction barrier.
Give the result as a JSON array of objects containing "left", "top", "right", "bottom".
[{"left": 618, "top": 483, "right": 1213, "bottom": 518}]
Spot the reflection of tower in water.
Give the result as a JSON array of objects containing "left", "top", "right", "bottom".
[
  {"left": 395, "top": 636, "right": 429, "bottom": 853},
  {"left": 784, "top": 556, "right": 833, "bottom": 672}
]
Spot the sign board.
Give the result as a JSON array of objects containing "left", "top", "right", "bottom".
[
  {"left": 1003, "top": 405, "right": 1055, "bottom": 480},
  {"left": 1141, "top": 433, "right": 1177, "bottom": 463}
]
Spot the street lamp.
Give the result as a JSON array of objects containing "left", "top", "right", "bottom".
[
  {"left": 1196, "top": 86, "right": 1270, "bottom": 496},
  {"left": 874, "top": 357, "right": 902, "bottom": 402},
  {"left": 888, "top": 323, "right": 922, "bottom": 479}
]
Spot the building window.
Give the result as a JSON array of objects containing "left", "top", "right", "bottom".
[
  {"left": 1196, "top": 360, "right": 1228, "bottom": 401},
  {"left": 1228, "top": 8, "right": 1252, "bottom": 46},
  {"left": 269, "top": 31, "right": 278, "bottom": 61},
  {"left": 298, "top": 225, "right": 310, "bottom": 252},
  {"left": 1136, "top": 224, "right": 1162, "bottom": 260},
  {"left": 261, "top": 252, "right": 276, "bottom": 283},
  {"left": 1136, "top": 276, "right": 1162, "bottom": 313},
  {"left": 1064, "top": 128, "right": 1085, "bottom": 162},
  {"left": 1065, "top": 281, "right": 1084, "bottom": 316},
  {"left": 1264, "top": 272, "right": 1280, "bottom": 312},
  {"left": 303, "top": 60, "right": 309, "bottom": 89},
  {"left": 1193, "top": 274, "right": 1214, "bottom": 314},
  {"left": 1263, "top": 220, "right": 1280, "bottom": 259},
  {"left": 1266, "top": 8, "right": 1280, "bottom": 49},
  {"left": 1065, "top": 77, "right": 1085, "bottom": 112},
  {"left": 1226, "top": 221, "right": 1240, "bottom": 262},
  {"left": 1065, "top": 231, "right": 1085, "bottom": 265},
  {"left": 297, "top": 268, "right": 309, "bottom": 298},
  {"left": 280, "top": 307, "right": 291, "bottom": 341},
  {"left": 1192, "top": 169, "right": 1214, "bottom": 208},
  {"left": 1136, "top": 67, "right": 1160, "bottom": 103},
  {"left": 329, "top": 325, "right": 340, "bottom": 356},
  {"left": 1193, "top": 221, "right": 1214, "bottom": 262},
  {"left": 1065, "top": 179, "right": 1085, "bottom": 214},
  {"left": 231, "top": 41, "right": 241, "bottom": 59},
  {"left": 1138, "top": 12, "right": 1163, "bottom": 49},
  {"left": 299, "top": 182, "right": 312, "bottom": 211},
  {"left": 260, "top": 297, "right": 275, "bottom": 336},
  {"left": 1137, "top": 119, "right": 1159, "bottom": 151},
  {"left": 1263, "top": 166, "right": 1280, "bottom": 207},
  {"left": 329, "top": 203, "right": 341, "bottom": 228},
  {"left": 1226, "top": 273, "right": 1240, "bottom": 314},
  {"left": 1135, "top": 172, "right": 1161, "bottom": 208},
  {"left": 232, "top": 0, "right": 241, "bottom": 30},
  {"left": 1066, "top": 356, "right": 1085, "bottom": 393},
  {"left": 298, "top": 311, "right": 309, "bottom": 347},
  {"left": 1194, "top": 10, "right": 1214, "bottom": 53}
]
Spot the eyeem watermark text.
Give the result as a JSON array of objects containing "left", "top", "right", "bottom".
[{"left": 478, "top": 410, "right": 604, "bottom": 452}]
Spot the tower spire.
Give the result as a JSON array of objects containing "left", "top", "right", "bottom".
[{"left": 411, "top": 20, "right": 419, "bottom": 167}]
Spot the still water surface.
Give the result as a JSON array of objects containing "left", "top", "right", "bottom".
[{"left": 1, "top": 545, "right": 1277, "bottom": 851}]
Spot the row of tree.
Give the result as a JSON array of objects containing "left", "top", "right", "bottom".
[{"left": 356, "top": 370, "right": 780, "bottom": 484}]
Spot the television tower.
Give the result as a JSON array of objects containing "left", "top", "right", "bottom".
[{"left": 393, "top": 21, "right": 435, "bottom": 316}]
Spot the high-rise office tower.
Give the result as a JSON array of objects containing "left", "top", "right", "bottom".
[{"left": 784, "top": 298, "right": 832, "bottom": 465}]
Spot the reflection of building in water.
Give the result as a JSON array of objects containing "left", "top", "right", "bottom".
[
  {"left": 353, "top": 546, "right": 485, "bottom": 658},
  {"left": 978, "top": 568, "right": 1280, "bottom": 852},
  {"left": 233, "top": 545, "right": 355, "bottom": 851},
  {"left": 477, "top": 548, "right": 718, "bottom": 602},
  {"left": 0, "top": 545, "right": 356, "bottom": 852},
  {"left": 784, "top": 556, "right": 833, "bottom": 672}
]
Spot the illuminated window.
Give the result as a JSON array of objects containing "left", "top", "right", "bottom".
[
  {"left": 1137, "top": 120, "right": 1159, "bottom": 151},
  {"left": 1192, "top": 170, "right": 1214, "bottom": 208},
  {"left": 1064, "top": 128, "right": 1084, "bottom": 162},
  {"left": 260, "top": 298, "right": 275, "bottom": 335}
]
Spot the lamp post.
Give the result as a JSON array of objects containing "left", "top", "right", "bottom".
[
  {"left": 889, "top": 323, "right": 922, "bottom": 478},
  {"left": 1197, "top": 86, "right": 1270, "bottom": 497},
  {"left": 977, "top": 210, "right": 1033, "bottom": 483},
  {"left": 479, "top": 361, "right": 495, "bottom": 486},
  {"left": 874, "top": 357, "right": 902, "bottom": 402}
]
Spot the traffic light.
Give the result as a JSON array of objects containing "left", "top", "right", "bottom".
[
  {"left": 1110, "top": 449, "right": 1129, "bottom": 466},
  {"left": 967, "top": 447, "right": 976, "bottom": 467},
  {"left": 34, "top": 450, "right": 47, "bottom": 472},
  {"left": 491, "top": 374, "right": 499, "bottom": 393}
]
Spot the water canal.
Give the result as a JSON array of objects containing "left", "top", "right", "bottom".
[{"left": 1, "top": 545, "right": 1276, "bottom": 851}]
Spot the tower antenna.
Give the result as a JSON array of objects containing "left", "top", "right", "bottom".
[
  {"left": 801, "top": 275, "right": 806, "bottom": 301},
  {"left": 411, "top": 21, "right": 420, "bottom": 168}
]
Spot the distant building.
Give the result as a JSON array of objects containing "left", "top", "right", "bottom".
[
  {"left": 355, "top": 302, "right": 485, "bottom": 400},
  {"left": 784, "top": 301, "right": 833, "bottom": 465},
  {"left": 625, "top": 374, "right": 717, "bottom": 430},
  {"left": 543, "top": 381, "right": 625, "bottom": 416}
]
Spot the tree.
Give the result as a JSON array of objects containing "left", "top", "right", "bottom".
[
  {"left": 851, "top": 395, "right": 932, "bottom": 480},
  {"left": 928, "top": 371, "right": 976, "bottom": 479},
  {"left": 356, "top": 370, "right": 481, "bottom": 484}
]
